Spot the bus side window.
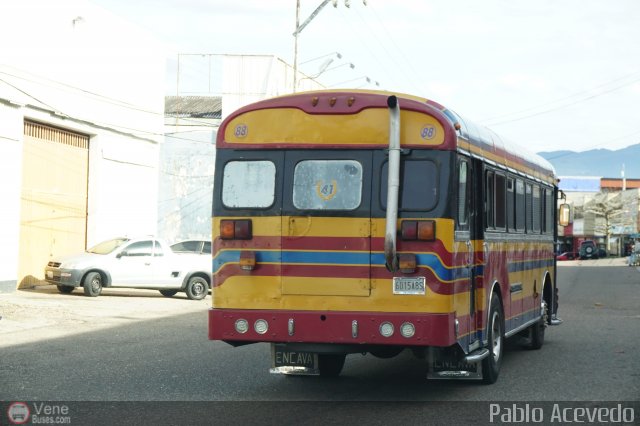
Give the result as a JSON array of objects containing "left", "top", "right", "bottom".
[
  {"left": 456, "top": 160, "right": 469, "bottom": 231},
  {"left": 544, "top": 188, "right": 554, "bottom": 233},
  {"left": 515, "top": 179, "right": 525, "bottom": 231},
  {"left": 525, "top": 183, "right": 533, "bottom": 232},
  {"left": 485, "top": 170, "right": 495, "bottom": 229},
  {"left": 495, "top": 173, "right": 506, "bottom": 230},
  {"left": 532, "top": 184, "right": 541, "bottom": 233},
  {"left": 507, "top": 177, "right": 515, "bottom": 231}
]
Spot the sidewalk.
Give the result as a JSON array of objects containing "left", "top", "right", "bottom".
[
  {"left": 0, "top": 285, "right": 210, "bottom": 348},
  {"left": 557, "top": 256, "right": 629, "bottom": 267}
]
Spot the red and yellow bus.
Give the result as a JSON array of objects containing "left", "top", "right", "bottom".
[{"left": 209, "top": 90, "right": 567, "bottom": 383}]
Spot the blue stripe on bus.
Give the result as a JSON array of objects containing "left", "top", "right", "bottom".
[
  {"left": 213, "top": 251, "right": 550, "bottom": 280},
  {"left": 214, "top": 250, "right": 467, "bottom": 282},
  {"left": 508, "top": 259, "right": 554, "bottom": 273}
]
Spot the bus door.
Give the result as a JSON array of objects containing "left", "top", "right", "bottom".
[
  {"left": 456, "top": 156, "right": 482, "bottom": 351},
  {"left": 281, "top": 151, "right": 373, "bottom": 297}
]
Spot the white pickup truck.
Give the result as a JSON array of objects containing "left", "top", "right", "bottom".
[{"left": 44, "top": 237, "right": 211, "bottom": 300}]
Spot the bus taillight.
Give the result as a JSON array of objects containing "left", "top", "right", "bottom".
[
  {"left": 220, "top": 219, "right": 253, "bottom": 240},
  {"left": 401, "top": 220, "right": 435, "bottom": 241}
]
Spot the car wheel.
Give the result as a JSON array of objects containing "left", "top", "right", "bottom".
[
  {"left": 159, "top": 289, "right": 178, "bottom": 297},
  {"left": 482, "top": 294, "right": 504, "bottom": 384},
  {"left": 318, "top": 354, "right": 346, "bottom": 377},
  {"left": 185, "top": 276, "right": 208, "bottom": 300},
  {"left": 56, "top": 285, "right": 74, "bottom": 294},
  {"left": 83, "top": 272, "right": 103, "bottom": 297},
  {"left": 528, "top": 298, "right": 547, "bottom": 350}
]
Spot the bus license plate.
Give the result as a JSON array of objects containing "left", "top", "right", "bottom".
[
  {"left": 393, "top": 277, "right": 426, "bottom": 295},
  {"left": 273, "top": 347, "right": 317, "bottom": 369}
]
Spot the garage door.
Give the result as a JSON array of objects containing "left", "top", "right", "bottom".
[{"left": 18, "top": 121, "right": 89, "bottom": 288}]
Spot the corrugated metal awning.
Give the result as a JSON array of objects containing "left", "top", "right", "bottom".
[{"left": 165, "top": 96, "right": 222, "bottom": 118}]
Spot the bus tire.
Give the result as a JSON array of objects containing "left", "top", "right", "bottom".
[
  {"left": 159, "top": 289, "right": 178, "bottom": 297},
  {"left": 482, "top": 294, "right": 504, "bottom": 384},
  {"left": 83, "top": 272, "right": 103, "bottom": 297},
  {"left": 528, "top": 299, "right": 547, "bottom": 350},
  {"left": 318, "top": 354, "right": 346, "bottom": 377},
  {"left": 185, "top": 276, "right": 208, "bottom": 300}
]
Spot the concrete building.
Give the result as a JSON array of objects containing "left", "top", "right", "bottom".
[
  {"left": 0, "top": 0, "right": 165, "bottom": 292},
  {"left": 558, "top": 176, "right": 640, "bottom": 256}
]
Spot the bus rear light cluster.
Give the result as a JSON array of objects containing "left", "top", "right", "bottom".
[
  {"left": 378, "top": 321, "right": 416, "bottom": 338},
  {"left": 254, "top": 319, "right": 269, "bottom": 335},
  {"left": 379, "top": 322, "right": 394, "bottom": 337},
  {"left": 234, "top": 319, "right": 249, "bottom": 334},
  {"left": 401, "top": 220, "right": 435, "bottom": 241},
  {"left": 220, "top": 219, "right": 252, "bottom": 240},
  {"left": 234, "top": 318, "right": 269, "bottom": 335}
]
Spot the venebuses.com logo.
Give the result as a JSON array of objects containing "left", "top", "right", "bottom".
[
  {"left": 5, "top": 401, "right": 72, "bottom": 425},
  {"left": 7, "top": 402, "right": 30, "bottom": 425}
]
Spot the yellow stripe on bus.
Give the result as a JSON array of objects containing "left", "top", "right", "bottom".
[
  {"left": 213, "top": 275, "right": 470, "bottom": 314},
  {"left": 224, "top": 108, "right": 446, "bottom": 147}
]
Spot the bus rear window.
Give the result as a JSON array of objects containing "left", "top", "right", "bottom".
[
  {"left": 222, "top": 160, "right": 276, "bottom": 208},
  {"left": 293, "top": 160, "right": 363, "bottom": 210},
  {"left": 381, "top": 160, "right": 438, "bottom": 211}
]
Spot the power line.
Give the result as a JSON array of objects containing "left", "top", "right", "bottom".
[
  {"left": 484, "top": 71, "right": 640, "bottom": 126},
  {"left": 0, "top": 77, "right": 219, "bottom": 145},
  {"left": 0, "top": 68, "right": 221, "bottom": 129},
  {"left": 362, "top": 2, "right": 423, "bottom": 94}
]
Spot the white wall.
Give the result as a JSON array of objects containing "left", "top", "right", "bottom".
[
  {"left": 0, "top": 0, "right": 165, "bottom": 291},
  {"left": 0, "top": 102, "right": 24, "bottom": 291},
  {"left": 158, "top": 129, "right": 216, "bottom": 244}
]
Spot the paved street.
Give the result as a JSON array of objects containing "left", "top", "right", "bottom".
[{"left": 1, "top": 259, "right": 639, "bottom": 424}]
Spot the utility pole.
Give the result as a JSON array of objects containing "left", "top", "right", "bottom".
[{"left": 292, "top": 0, "right": 365, "bottom": 92}]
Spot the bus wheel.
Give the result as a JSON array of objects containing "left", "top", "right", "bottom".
[
  {"left": 528, "top": 299, "right": 547, "bottom": 350},
  {"left": 482, "top": 295, "right": 504, "bottom": 384},
  {"left": 318, "top": 354, "right": 346, "bottom": 377},
  {"left": 83, "top": 272, "right": 103, "bottom": 297}
]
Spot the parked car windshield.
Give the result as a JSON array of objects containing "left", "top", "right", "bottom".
[{"left": 87, "top": 238, "right": 131, "bottom": 255}]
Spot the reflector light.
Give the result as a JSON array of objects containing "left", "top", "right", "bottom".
[
  {"left": 400, "top": 322, "right": 416, "bottom": 338},
  {"left": 235, "top": 319, "right": 249, "bottom": 334},
  {"left": 239, "top": 251, "right": 256, "bottom": 271},
  {"left": 398, "top": 253, "right": 417, "bottom": 274},
  {"left": 347, "top": 97, "right": 355, "bottom": 107},
  {"left": 379, "top": 322, "right": 394, "bottom": 337},
  {"left": 311, "top": 96, "right": 319, "bottom": 107},
  {"left": 254, "top": 319, "right": 268, "bottom": 335},
  {"left": 329, "top": 97, "right": 337, "bottom": 107}
]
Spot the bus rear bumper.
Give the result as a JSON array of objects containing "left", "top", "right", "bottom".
[{"left": 208, "top": 308, "right": 457, "bottom": 347}]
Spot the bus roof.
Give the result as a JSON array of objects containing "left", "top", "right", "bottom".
[{"left": 218, "top": 90, "right": 556, "bottom": 184}]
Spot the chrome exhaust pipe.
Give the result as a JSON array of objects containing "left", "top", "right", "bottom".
[{"left": 384, "top": 95, "right": 400, "bottom": 272}]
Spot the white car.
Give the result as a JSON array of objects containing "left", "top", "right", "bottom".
[{"left": 44, "top": 237, "right": 211, "bottom": 300}]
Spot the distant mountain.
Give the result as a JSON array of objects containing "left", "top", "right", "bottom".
[{"left": 538, "top": 144, "right": 640, "bottom": 178}]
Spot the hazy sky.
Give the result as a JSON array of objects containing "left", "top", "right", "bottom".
[{"left": 91, "top": 0, "right": 640, "bottom": 154}]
